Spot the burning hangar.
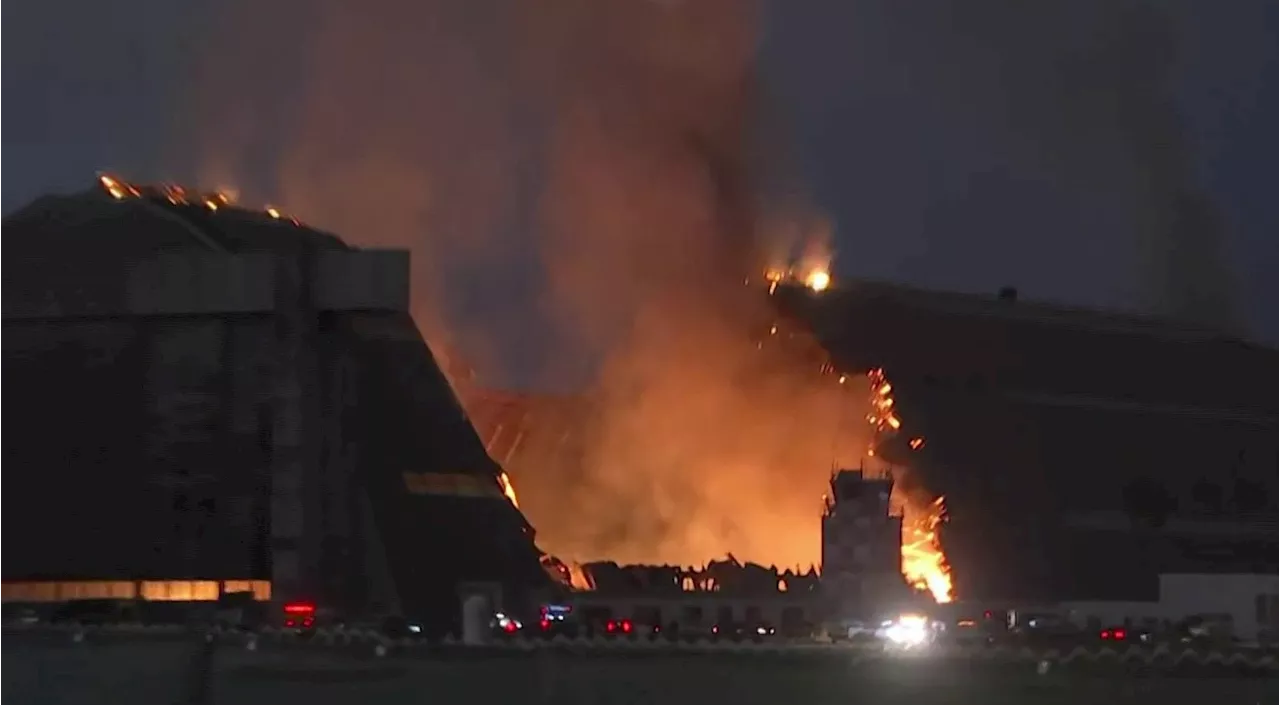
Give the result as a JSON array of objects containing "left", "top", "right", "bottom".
[
  {"left": 4, "top": 176, "right": 1275, "bottom": 630},
  {"left": 1, "top": 178, "right": 548, "bottom": 633},
  {"left": 773, "top": 280, "right": 1278, "bottom": 602},
  {"left": 461, "top": 276, "right": 1278, "bottom": 607}
]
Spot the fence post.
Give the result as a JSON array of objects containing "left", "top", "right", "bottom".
[{"left": 181, "top": 633, "right": 217, "bottom": 705}]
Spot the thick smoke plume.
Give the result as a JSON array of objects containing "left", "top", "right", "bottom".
[
  {"left": 180, "top": 0, "right": 864, "bottom": 569},
  {"left": 774, "top": 0, "right": 1238, "bottom": 327},
  {"left": 958, "top": 0, "right": 1239, "bottom": 327}
]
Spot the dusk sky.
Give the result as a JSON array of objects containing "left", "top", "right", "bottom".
[{"left": 4, "top": 0, "right": 1275, "bottom": 370}]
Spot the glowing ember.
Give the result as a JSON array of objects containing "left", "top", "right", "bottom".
[
  {"left": 98, "top": 174, "right": 140, "bottom": 200},
  {"left": 99, "top": 175, "right": 127, "bottom": 199},
  {"left": 804, "top": 269, "right": 831, "bottom": 292},
  {"left": 758, "top": 264, "right": 831, "bottom": 294},
  {"left": 498, "top": 471, "right": 520, "bottom": 508},
  {"left": 865, "top": 368, "right": 953, "bottom": 604},
  {"left": 91, "top": 173, "right": 304, "bottom": 228}
]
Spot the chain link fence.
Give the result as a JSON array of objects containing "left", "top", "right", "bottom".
[{"left": 4, "top": 626, "right": 1276, "bottom": 705}]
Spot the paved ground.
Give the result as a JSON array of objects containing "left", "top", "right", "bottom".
[
  {"left": 214, "top": 654, "right": 1275, "bottom": 705},
  {"left": 5, "top": 634, "right": 1275, "bottom": 705},
  {"left": 4, "top": 637, "right": 194, "bottom": 705}
]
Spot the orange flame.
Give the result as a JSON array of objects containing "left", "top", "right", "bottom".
[
  {"left": 566, "top": 561, "right": 595, "bottom": 591},
  {"left": 865, "top": 369, "right": 953, "bottom": 604},
  {"left": 803, "top": 269, "right": 831, "bottom": 292},
  {"left": 98, "top": 174, "right": 139, "bottom": 200},
  {"left": 900, "top": 496, "right": 952, "bottom": 603},
  {"left": 498, "top": 471, "right": 519, "bottom": 508}
]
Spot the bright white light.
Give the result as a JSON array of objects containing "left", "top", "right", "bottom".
[
  {"left": 408, "top": 624, "right": 422, "bottom": 634},
  {"left": 883, "top": 614, "right": 930, "bottom": 647},
  {"left": 804, "top": 270, "right": 832, "bottom": 292}
]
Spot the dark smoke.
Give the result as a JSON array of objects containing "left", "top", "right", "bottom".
[
  {"left": 765, "top": 0, "right": 1240, "bottom": 329},
  {"left": 1020, "top": 0, "right": 1239, "bottom": 327}
]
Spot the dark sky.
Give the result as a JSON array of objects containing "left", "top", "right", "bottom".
[{"left": 4, "top": 0, "right": 1276, "bottom": 347}]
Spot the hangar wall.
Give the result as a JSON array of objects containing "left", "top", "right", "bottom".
[
  {"left": 769, "top": 283, "right": 1277, "bottom": 603},
  {"left": 3, "top": 235, "right": 546, "bottom": 630}
]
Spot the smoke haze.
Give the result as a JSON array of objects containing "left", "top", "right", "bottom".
[
  {"left": 173, "top": 0, "right": 868, "bottom": 568},
  {"left": 764, "top": 0, "right": 1242, "bottom": 328},
  {"left": 159, "top": 0, "right": 1244, "bottom": 567}
]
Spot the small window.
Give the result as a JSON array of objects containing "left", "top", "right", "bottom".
[
  {"left": 634, "top": 605, "right": 661, "bottom": 626},
  {"left": 716, "top": 605, "right": 734, "bottom": 625},
  {"left": 583, "top": 606, "right": 613, "bottom": 627},
  {"left": 781, "top": 607, "right": 805, "bottom": 631},
  {"left": 681, "top": 605, "right": 704, "bottom": 625}
]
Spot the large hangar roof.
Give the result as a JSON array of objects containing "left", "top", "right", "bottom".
[
  {"left": 770, "top": 281, "right": 1275, "bottom": 416},
  {"left": 3, "top": 179, "right": 350, "bottom": 261},
  {"left": 768, "top": 280, "right": 1275, "bottom": 600}
]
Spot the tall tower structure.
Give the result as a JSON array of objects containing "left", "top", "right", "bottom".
[{"left": 821, "top": 469, "right": 905, "bottom": 618}]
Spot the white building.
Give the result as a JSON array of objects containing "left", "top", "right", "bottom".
[{"left": 1062, "top": 572, "right": 1278, "bottom": 643}]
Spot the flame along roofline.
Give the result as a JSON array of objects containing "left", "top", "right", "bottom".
[
  {"left": 97, "top": 173, "right": 302, "bottom": 225},
  {"left": 26, "top": 173, "right": 358, "bottom": 255},
  {"left": 761, "top": 265, "right": 831, "bottom": 294}
]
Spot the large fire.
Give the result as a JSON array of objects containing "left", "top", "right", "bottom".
[
  {"left": 865, "top": 367, "right": 953, "bottom": 604},
  {"left": 786, "top": 267, "right": 951, "bottom": 609},
  {"left": 902, "top": 497, "right": 952, "bottom": 604},
  {"left": 495, "top": 266, "right": 955, "bottom": 604}
]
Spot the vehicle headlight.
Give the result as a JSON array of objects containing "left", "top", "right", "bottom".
[{"left": 883, "top": 615, "right": 930, "bottom": 646}]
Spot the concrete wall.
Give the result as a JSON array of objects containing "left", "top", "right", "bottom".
[
  {"left": 3, "top": 251, "right": 409, "bottom": 319},
  {"left": 1159, "top": 573, "right": 1279, "bottom": 642},
  {"left": 1060, "top": 572, "right": 1279, "bottom": 641},
  {"left": 2, "top": 316, "right": 277, "bottom": 582},
  {"left": 312, "top": 250, "right": 409, "bottom": 312}
]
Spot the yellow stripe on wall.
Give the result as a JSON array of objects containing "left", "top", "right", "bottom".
[
  {"left": 2, "top": 580, "right": 271, "bottom": 603},
  {"left": 402, "top": 472, "right": 505, "bottom": 499}
]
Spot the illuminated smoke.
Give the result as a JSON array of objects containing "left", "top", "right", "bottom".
[{"left": 174, "top": 0, "right": 880, "bottom": 570}]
